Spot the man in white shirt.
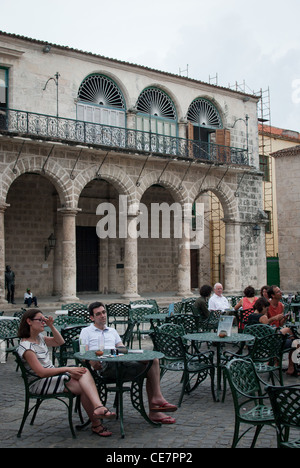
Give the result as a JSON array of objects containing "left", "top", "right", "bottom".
[
  {"left": 24, "top": 288, "right": 38, "bottom": 307},
  {"left": 79, "top": 301, "right": 178, "bottom": 425},
  {"left": 208, "top": 283, "right": 229, "bottom": 311}
]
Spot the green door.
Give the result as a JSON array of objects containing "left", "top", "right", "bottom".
[{"left": 267, "top": 257, "right": 280, "bottom": 286}]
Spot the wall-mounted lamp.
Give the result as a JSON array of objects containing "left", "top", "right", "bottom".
[
  {"left": 43, "top": 72, "right": 60, "bottom": 117},
  {"left": 253, "top": 224, "right": 261, "bottom": 238},
  {"left": 45, "top": 233, "right": 56, "bottom": 260},
  {"left": 43, "top": 44, "right": 51, "bottom": 53}
]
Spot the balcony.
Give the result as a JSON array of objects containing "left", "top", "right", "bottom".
[{"left": 0, "top": 108, "right": 249, "bottom": 166}]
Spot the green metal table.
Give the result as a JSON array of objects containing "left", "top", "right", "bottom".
[
  {"left": 183, "top": 332, "right": 255, "bottom": 401},
  {"left": 74, "top": 349, "right": 164, "bottom": 438}
]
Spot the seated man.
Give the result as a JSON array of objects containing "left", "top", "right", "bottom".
[
  {"left": 208, "top": 283, "right": 229, "bottom": 312},
  {"left": 24, "top": 288, "right": 38, "bottom": 308},
  {"left": 79, "top": 301, "right": 177, "bottom": 424}
]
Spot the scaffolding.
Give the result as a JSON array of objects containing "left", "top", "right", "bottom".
[
  {"left": 256, "top": 87, "right": 275, "bottom": 257},
  {"left": 206, "top": 83, "right": 274, "bottom": 287}
]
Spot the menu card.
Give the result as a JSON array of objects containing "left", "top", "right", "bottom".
[{"left": 217, "top": 316, "right": 234, "bottom": 337}]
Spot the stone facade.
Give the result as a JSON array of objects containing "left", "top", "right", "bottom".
[
  {"left": 0, "top": 31, "right": 267, "bottom": 302},
  {"left": 272, "top": 145, "right": 300, "bottom": 292}
]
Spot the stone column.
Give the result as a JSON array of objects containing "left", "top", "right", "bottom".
[
  {"left": 223, "top": 219, "right": 242, "bottom": 293},
  {"left": 177, "top": 209, "right": 192, "bottom": 297},
  {"left": 0, "top": 203, "right": 9, "bottom": 304},
  {"left": 122, "top": 214, "right": 140, "bottom": 299},
  {"left": 58, "top": 208, "right": 80, "bottom": 302}
]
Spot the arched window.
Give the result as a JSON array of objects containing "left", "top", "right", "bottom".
[
  {"left": 187, "top": 98, "right": 222, "bottom": 129},
  {"left": 136, "top": 87, "right": 177, "bottom": 137},
  {"left": 77, "top": 74, "right": 126, "bottom": 128}
]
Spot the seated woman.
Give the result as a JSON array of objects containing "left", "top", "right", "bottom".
[
  {"left": 234, "top": 286, "right": 258, "bottom": 312},
  {"left": 17, "top": 309, "right": 116, "bottom": 437},
  {"left": 193, "top": 285, "right": 213, "bottom": 319}
]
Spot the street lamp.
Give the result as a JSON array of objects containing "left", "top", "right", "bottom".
[
  {"left": 43, "top": 72, "right": 60, "bottom": 117},
  {"left": 45, "top": 233, "right": 56, "bottom": 260}
]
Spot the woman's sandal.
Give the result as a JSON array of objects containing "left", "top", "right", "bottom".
[
  {"left": 92, "top": 423, "right": 112, "bottom": 437},
  {"left": 93, "top": 405, "right": 116, "bottom": 420}
]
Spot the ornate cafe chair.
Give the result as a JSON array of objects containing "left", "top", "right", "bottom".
[
  {"left": 244, "top": 323, "right": 276, "bottom": 339},
  {"left": 234, "top": 308, "right": 253, "bottom": 332},
  {"left": 0, "top": 318, "right": 20, "bottom": 361},
  {"left": 53, "top": 324, "right": 86, "bottom": 366},
  {"left": 13, "top": 350, "right": 78, "bottom": 438},
  {"left": 129, "top": 303, "right": 157, "bottom": 348},
  {"left": 68, "top": 308, "right": 92, "bottom": 324},
  {"left": 266, "top": 384, "right": 300, "bottom": 448},
  {"left": 61, "top": 303, "right": 87, "bottom": 311},
  {"left": 106, "top": 303, "right": 130, "bottom": 331},
  {"left": 150, "top": 324, "right": 216, "bottom": 407},
  {"left": 223, "top": 331, "right": 286, "bottom": 386},
  {"left": 224, "top": 358, "right": 274, "bottom": 449},
  {"left": 166, "top": 314, "right": 200, "bottom": 334}
]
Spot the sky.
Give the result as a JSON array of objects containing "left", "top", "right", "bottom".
[{"left": 1, "top": 0, "right": 300, "bottom": 132}]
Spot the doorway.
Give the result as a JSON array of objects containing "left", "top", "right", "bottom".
[{"left": 76, "top": 226, "right": 99, "bottom": 291}]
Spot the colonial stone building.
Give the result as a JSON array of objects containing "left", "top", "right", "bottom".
[
  {"left": 272, "top": 145, "right": 300, "bottom": 292},
  {"left": 0, "top": 31, "right": 266, "bottom": 303}
]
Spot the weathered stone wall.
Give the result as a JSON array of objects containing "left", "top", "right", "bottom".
[{"left": 274, "top": 148, "right": 300, "bottom": 292}]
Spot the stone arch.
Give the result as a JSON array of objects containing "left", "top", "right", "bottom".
[
  {"left": 1, "top": 155, "right": 73, "bottom": 207},
  {"left": 135, "top": 169, "right": 189, "bottom": 207},
  {"left": 190, "top": 174, "right": 239, "bottom": 221},
  {"left": 73, "top": 163, "right": 137, "bottom": 207}
]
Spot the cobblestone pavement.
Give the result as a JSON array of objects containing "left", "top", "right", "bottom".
[{"left": 1, "top": 328, "right": 297, "bottom": 451}]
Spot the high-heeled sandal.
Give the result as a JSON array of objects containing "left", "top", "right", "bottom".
[
  {"left": 93, "top": 405, "right": 116, "bottom": 420},
  {"left": 92, "top": 423, "right": 112, "bottom": 437}
]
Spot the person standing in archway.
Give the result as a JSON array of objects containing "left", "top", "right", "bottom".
[{"left": 5, "top": 265, "right": 15, "bottom": 304}]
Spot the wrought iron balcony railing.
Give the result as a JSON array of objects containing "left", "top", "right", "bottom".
[{"left": 0, "top": 108, "right": 249, "bottom": 166}]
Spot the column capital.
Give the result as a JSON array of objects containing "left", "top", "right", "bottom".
[
  {"left": 58, "top": 207, "right": 82, "bottom": 216},
  {"left": 0, "top": 203, "right": 10, "bottom": 213}
]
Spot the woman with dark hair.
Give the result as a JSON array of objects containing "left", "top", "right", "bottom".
[
  {"left": 260, "top": 285, "right": 270, "bottom": 300},
  {"left": 17, "top": 309, "right": 116, "bottom": 437},
  {"left": 234, "top": 286, "right": 258, "bottom": 311},
  {"left": 194, "top": 285, "right": 213, "bottom": 319},
  {"left": 247, "top": 297, "right": 271, "bottom": 325}
]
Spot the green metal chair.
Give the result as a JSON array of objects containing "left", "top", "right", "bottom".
[
  {"left": 61, "top": 303, "right": 87, "bottom": 310},
  {"left": 0, "top": 318, "right": 19, "bottom": 360},
  {"left": 150, "top": 324, "right": 216, "bottom": 407},
  {"left": 266, "top": 384, "right": 300, "bottom": 448},
  {"left": 53, "top": 324, "right": 86, "bottom": 366},
  {"left": 244, "top": 323, "right": 276, "bottom": 339},
  {"left": 106, "top": 303, "right": 130, "bottom": 330},
  {"left": 166, "top": 314, "right": 200, "bottom": 334},
  {"left": 224, "top": 332, "right": 286, "bottom": 386},
  {"left": 181, "top": 297, "right": 196, "bottom": 314},
  {"left": 53, "top": 315, "right": 85, "bottom": 327},
  {"left": 192, "top": 308, "right": 222, "bottom": 332},
  {"left": 13, "top": 350, "right": 77, "bottom": 438},
  {"left": 234, "top": 308, "right": 253, "bottom": 332},
  {"left": 119, "top": 320, "right": 136, "bottom": 348},
  {"left": 129, "top": 304, "right": 157, "bottom": 348},
  {"left": 67, "top": 308, "right": 92, "bottom": 324},
  {"left": 224, "top": 358, "right": 274, "bottom": 448},
  {"left": 13, "top": 308, "right": 27, "bottom": 320}
]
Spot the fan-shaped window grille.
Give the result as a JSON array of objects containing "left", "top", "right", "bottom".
[
  {"left": 77, "top": 74, "right": 126, "bottom": 128},
  {"left": 136, "top": 88, "right": 176, "bottom": 120},
  {"left": 187, "top": 98, "right": 222, "bottom": 129},
  {"left": 78, "top": 75, "right": 125, "bottom": 109}
]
